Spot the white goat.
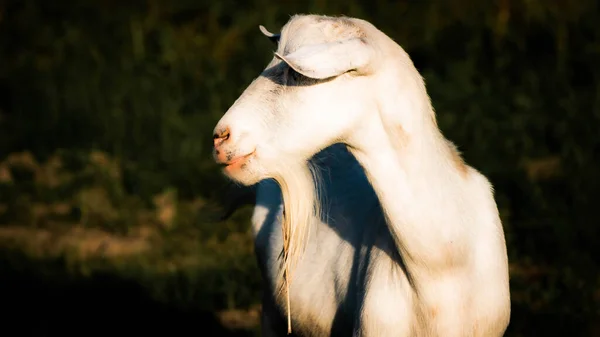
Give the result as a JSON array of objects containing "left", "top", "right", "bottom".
[{"left": 212, "top": 14, "right": 511, "bottom": 337}]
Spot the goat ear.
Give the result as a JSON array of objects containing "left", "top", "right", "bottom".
[
  {"left": 259, "top": 25, "right": 280, "bottom": 44},
  {"left": 274, "top": 38, "right": 373, "bottom": 80}
]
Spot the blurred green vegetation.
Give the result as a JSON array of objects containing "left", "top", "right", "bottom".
[{"left": 0, "top": 0, "right": 599, "bottom": 336}]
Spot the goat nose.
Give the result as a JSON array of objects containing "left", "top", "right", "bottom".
[{"left": 213, "top": 128, "right": 231, "bottom": 148}]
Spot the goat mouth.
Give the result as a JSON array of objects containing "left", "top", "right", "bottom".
[{"left": 222, "top": 151, "right": 255, "bottom": 171}]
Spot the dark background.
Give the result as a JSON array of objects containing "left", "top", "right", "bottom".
[{"left": 0, "top": 0, "right": 598, "bottom": 336}]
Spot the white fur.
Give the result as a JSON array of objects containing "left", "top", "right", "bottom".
[{"left": 213, "top": 14, "right": 511, "bottom": 337}]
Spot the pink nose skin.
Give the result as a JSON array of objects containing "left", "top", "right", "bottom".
[
  {"left": 213, "top": 128, "right": 230, "bottom": 148},
  {"left": 212, "top": 127, "right": 255, "bottom": 169},
  {"left": 213, "top": 127, "right": 232, "bottom": 164}
]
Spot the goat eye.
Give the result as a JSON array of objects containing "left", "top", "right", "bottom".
[{"left": 287, "top": 67, "right": 301, "bottom": 84}]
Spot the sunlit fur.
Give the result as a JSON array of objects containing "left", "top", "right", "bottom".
[{"left": 214, "top": 14, "right": 511, "bottom": 337}]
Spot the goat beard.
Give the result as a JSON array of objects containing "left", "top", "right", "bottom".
[{"left": 272, "top": 159, "right": 323, "bottom": 332}]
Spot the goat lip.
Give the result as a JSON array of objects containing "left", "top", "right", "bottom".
[{"left": 221, "top": 151, "right": 255, "bottom": 170}]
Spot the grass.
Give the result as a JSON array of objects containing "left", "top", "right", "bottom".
[
  {"left": 0, "top": 150, "right": 598, "bottom": 336},
  {"left": 0, "top": 150, "right": 262, "bottom": 335}
]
